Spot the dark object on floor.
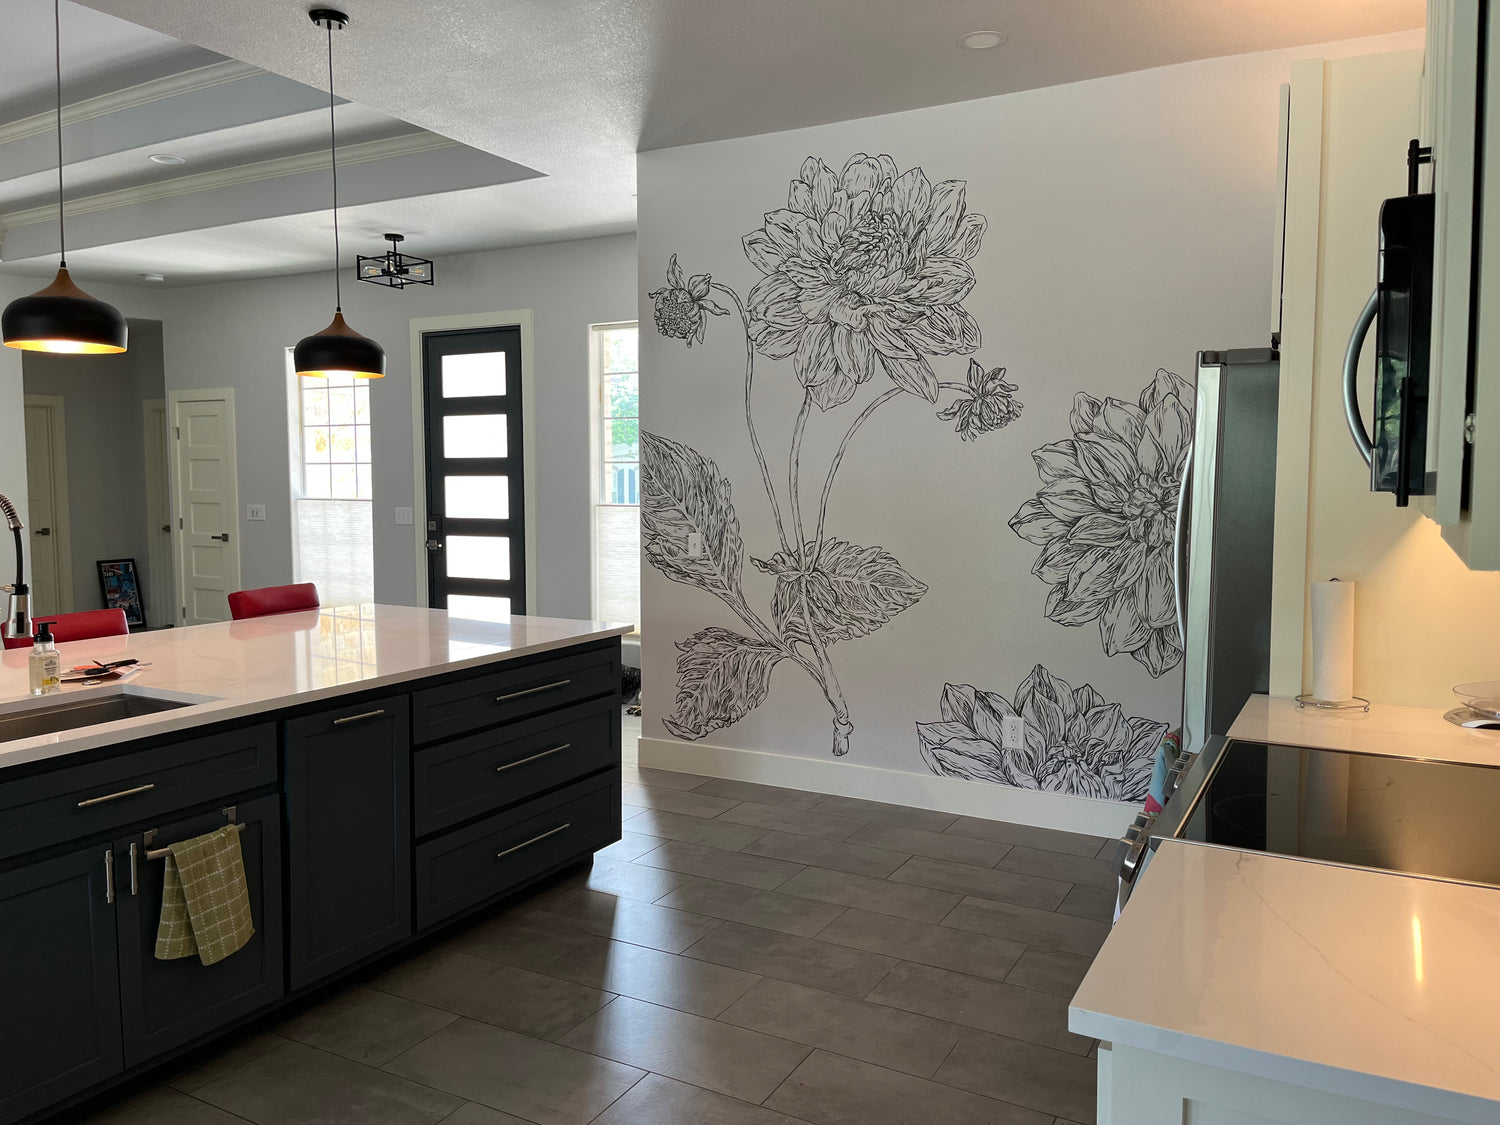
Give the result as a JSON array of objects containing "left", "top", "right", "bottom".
[{"left": 622, "top": 666, "right": 642, "bottom": 715}]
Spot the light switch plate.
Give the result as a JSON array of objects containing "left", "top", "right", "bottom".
[
  {"left": 246, "top": 504, "right": 266, "bottom": 521},
  {"left": 394, "top": 507, "right": 414, "bottom": 525},
  {"left": 1001, "top": 716, "right": 1026, "bottom": 751},
  {"left": 686, "top": 531, "right": 705, "bottom": 558}
]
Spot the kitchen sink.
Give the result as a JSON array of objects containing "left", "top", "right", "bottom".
[{"left": 0, "top": 691, "right": 194, "bottom": 743}]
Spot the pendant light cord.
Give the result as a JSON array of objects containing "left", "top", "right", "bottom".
[
  {"left": 54, "top": 0, "right": 66, "bottom": 268},
  {"left": 326, "top": 22, "right": 342, "bottom": 312}
]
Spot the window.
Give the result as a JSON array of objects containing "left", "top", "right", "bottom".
[
  {"left": 592, "top": 323, "right": 639, "bottom": 631},
  {"left": 287, "top": 354, "right": 374, "bottom": 606}
]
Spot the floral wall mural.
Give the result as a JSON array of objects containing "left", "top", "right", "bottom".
[
  {"left": 638, "top": 47, "right": 1304, "bottom": 823},
  {"left": 643, "top": 155, "right": 1021, "bottom": 757}
]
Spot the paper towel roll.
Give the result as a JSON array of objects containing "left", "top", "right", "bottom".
[{"left": 1309, "top": 579, "right": 1355, "bottom": 702}]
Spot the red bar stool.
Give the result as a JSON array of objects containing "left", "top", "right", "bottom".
[
  {"left": 1, "top": 608, "right": 130, "bottom": 650},
  {"left": 227, "top": 582, "right": 321, "bottom": 621}
]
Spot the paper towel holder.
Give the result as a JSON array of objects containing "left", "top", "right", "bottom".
[{"left": 1294, "top": 693, "right": 1370, "bottom": 713}]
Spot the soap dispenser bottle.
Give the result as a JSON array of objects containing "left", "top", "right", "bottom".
[{"left": 29, "top": 621, "right": 60, "bottom": 696}]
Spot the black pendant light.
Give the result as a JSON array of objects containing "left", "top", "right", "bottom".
[
  {"left": 294, "top": 8, "right": 384, "bottom": 379},
  {"left": 2, "top": 0, "right": 127, "bottom": 355}
]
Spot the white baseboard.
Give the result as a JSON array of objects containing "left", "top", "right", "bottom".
[{"left": 638, "top": 735, "right": 1138, "bottom": 838}]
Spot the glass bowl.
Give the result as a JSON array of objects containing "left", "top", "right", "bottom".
[{"left": 1453, "top": 682, "right": 1500, "bottom": 719}]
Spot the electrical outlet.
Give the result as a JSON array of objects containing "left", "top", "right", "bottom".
[
  {"left": 246, "top": 504, "right": 266, "bottom": 522},
  {"left": 686, "top": 531, "right": 705, "bottom": 558},
  {"left": 394, "top": 507, "right": 414, "bottom": 525},
  {"left": 1001, "top": 715, "right": 1026, "bottom": 751}
]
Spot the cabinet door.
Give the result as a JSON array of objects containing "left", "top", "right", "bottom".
[
  {"left": 0, "top": 846, "right": 122, "bottom": 1123},
  {"left": 115, "top": 794, "right": 284, "bottom": 1066},
  {"left": 285, "top": 695, "right": 412, "bottom": 990}
]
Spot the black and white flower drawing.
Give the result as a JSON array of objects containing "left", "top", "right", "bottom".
[
  {"left": 917, "top": 665, "right": 1168, "bottom": 801},
  {"left": 1008, "top": 369, "right": 1192, "bottom": 678},
  {"left": 644, "top": 153, "right": 1020, "bottom": 757}
]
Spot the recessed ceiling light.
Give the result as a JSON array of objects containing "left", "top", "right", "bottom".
[
  {"left": 147, "top": 153, "right": 187, "bottom": 166},
  {"left": 140, "top": 273, "right": 165, "bottom": 283},
  {"left": 958, "top": 31, "right": 1007, "bottom": 50}
]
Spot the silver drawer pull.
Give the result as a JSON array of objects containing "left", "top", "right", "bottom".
[
  {"left": 78, "top": 782, "right": 155, "bottom": 808},
  {"left": 497, "top": 679, "right": 571, "bottom": 704},
  {"left": 129, "top": 842, "right": 139, "bottom": 896},
  {"left": 496, "top": 743, "right": 571, "bottom": 772},
  {"left": 104, "top": 848, "right": 115, "bottom": 904},
  {"left": 333, "top": 708, "right": 386, "bottom": 726},
  {"left": 496, "top": 822, "right": 571, "bottom": 859}
]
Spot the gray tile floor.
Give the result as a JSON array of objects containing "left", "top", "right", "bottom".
[{"left": 77, "top": 714, "right": 1110, "bottom": 1125}]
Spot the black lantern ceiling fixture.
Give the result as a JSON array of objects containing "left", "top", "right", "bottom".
[
  {"left": 358, "top": 234, "right": 434, "bottom": 289},
  {"left": 293, "top": 8, "right": 384, "bottom": 379},
  {"left": 2, "top": 0, "right": 127, "bottom": 355}
]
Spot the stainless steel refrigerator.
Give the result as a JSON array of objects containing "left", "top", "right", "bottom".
[{"left": 1177, "top": 347, "right": 1280, "bottom": 754}]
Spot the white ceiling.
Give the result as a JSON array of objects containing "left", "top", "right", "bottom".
[{"left": 1, "top": 0, "right": 1425, "bottom": 286}]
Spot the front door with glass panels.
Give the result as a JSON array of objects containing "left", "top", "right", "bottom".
[{"left": 422, "top": 327, "right": 525, "bottom": 619}]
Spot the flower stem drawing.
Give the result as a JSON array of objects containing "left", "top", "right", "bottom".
[{"left": 643, "top": 154, "right": 1022, "bottom": 756}]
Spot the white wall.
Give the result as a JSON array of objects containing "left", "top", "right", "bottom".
[
  {"left": 152, "top": 233, "right": 637, "bottom": 614},
  {"left": 637, "top": 33, "right": 1423, "bottom": 834},
  {"left": 21, "top": 319, "right": 165, "bottom": 614}
]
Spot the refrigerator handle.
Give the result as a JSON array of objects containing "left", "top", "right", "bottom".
[
  {"left": 1342, "top": 288, "right": 1377, "bottom": 468},
  {"left": 1172, "top": 444, "right": 1193, "bottom": 647}
]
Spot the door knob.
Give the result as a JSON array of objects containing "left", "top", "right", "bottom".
[
  {"left": 211, "top": 533, "right": 229, "bottom": 542},
  {"left": 161, "top": 524, "right": 171, "bottom": 534},
  {"left": 36, "top": 527, "right": 50, "bottom": 536}
]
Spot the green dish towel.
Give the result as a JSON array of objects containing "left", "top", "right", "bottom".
[{"left": 154, "top": 824, "right": 254, "bottom": 965}]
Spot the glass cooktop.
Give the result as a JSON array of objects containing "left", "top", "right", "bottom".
[{"left": 1177, "top": 740, "right": 1500, "bottom": 888}]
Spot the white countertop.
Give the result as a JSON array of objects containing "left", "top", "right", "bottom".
[
  {"left": 1071, "top": 841, "right": 1500, "bottom": 1122},
  {"left": 1230, "top": 693, "right": 1500, "bottom": 768},
  {"left": 0, "top": 605, "right": 631, "bottom": 770}
]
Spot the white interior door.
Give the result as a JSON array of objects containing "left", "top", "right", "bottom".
[
  {"left": 143, "top": 400, "right": 173, "bottom": 627},
  {"left": 170, "top": 391, "right": 241, "bottom": 625},
  {"left": 21, "top": 396, "right": 72, "bottom": 618}
]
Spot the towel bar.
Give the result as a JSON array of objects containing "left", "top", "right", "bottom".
[{"left": 145, "top": 822, "right": 243, "bottom": 861}]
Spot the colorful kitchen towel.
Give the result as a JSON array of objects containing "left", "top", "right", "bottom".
[
  {"left": 1144, "top": 729, "right": 1183, "bottom": 815},
  {"left": 154, "top": 824, "right": 254, "bottom": 965}
]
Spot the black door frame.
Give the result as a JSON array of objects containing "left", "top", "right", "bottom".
[{"left": 420, "top": 326, "right": 527, "bottom": 615}]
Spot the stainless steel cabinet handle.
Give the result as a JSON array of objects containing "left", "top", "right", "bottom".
[
  {"left": 129, "top": 842, "right": 139, "bottom": 896},
  {"left": 497, "top": 679, "right": 571, "bottom": 704},
  {"left": 333, "top": 708, "right": 386, "bottom": 726},
  {"left": 104, "top": 848, "right": 115, "bottom": 904},
  {"left": 1342, "top": 288, "right": 1378, "bottom": 468},
  {"left": 496, "top": 743, "right": 571, "bottom": 773},
  {"left": 78, "top": 782, "right": 155, "bottom": 808},
  {"left": 496, "top": 822, "right": 571, "bottom": 859}
]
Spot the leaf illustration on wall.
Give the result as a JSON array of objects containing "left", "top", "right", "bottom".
[
  {"left": 753, "top": 539, "right": 928, "bottom": 644},
  {"left": 663, "top": 627, "right": 786, "bottom": 740},
  {"left": 916, "top": 664, "right": 1167, "bottom": 801},
  {"left": 641, "top": 430, "right": 745, "bottom": 602},
  {"left": 1008, "top": 368, "right": 1193, "bottom": 677}
]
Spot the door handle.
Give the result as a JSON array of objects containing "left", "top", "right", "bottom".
[
  {"left": 161, "top": 524, "right": 171, "bottom": 534},
  {"left": 211, "top": 533, "right": 230, "bottom": 542},
  {"left": 36, "top": 527, "right": 50, "bottom": 536},
  {"left": 496, "top": 743, "right": 571, "bottom": 772},
  {"left": 105, "top": 848, "right": 115, "bottom": 904},
  {"left": 129, "top": 841, "right": 139, "bottom": 896},
  {"left": 332, "top": 708, "right": 386, "bottom": 727},
  {"left": 496, "top": 823, "right": 571, "bottom": 859},
  {"left": 78, "top": 782, "right": 155, "bottom": 808},
  {"left": 497, "top": 679, "right": 571, "bottom": 704},
  {"left": 1342, "top": 288, "right": 1378, "bottom": 469},
  {"left": 426, "top": 539, "right": 442, "bottom": 551}
]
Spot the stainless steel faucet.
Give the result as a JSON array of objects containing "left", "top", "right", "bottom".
[{"left": 0, "top": 493, "right": 29, "bottom": 641}]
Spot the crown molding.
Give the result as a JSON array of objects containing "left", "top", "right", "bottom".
[
  {"left": 0, "top": 60, "right": 265, "bottom": 148},
  {"left": 0, "top": 132, "right": 459, "bottom": 229}
]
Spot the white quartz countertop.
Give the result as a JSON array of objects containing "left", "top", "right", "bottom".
[
  {"left": 1070, "top": 841, "right": 1500, "bottom": 1122},
  {"left": 1230, "top": 693, "right": 1500, "bottom": 768},
  {"left": 0, "top": 605, "right": 631, "bottom": 769}
]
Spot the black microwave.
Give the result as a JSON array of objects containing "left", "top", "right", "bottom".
[{"left": 1343, "top": 190, "right": 1436, "bottom": 507}]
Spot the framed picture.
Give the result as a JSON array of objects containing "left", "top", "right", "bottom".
[{"left": 97, "top": 558, "right": 146, "bottom": 628}]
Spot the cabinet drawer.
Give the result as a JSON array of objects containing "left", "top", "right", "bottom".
[
  {"left": 414, "top": 697, "right": 620, "bottom": 837},
  {"left": 414, "top": 771, "right": 620, "bottom": 930},
  {"left": 0, "top": 723, "right": 277, "bottom": 862},
  {"left": 411, "top": 644, "right": 620, "bottom": 745}
]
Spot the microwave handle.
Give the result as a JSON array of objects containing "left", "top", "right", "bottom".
[{"left": 1342, "top": 288, "right": 1378, "bottom": 468}]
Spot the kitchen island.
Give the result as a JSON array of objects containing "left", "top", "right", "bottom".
[{"left": 0, "top": 605, "right": 630, "bottom": 1125}]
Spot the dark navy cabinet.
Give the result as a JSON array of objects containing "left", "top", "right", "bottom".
[
  {"left": 284, "top": 693, "right": 412, "bottom": 991},
  {"left": 0, "top": 846, "right": 123, "bottom": 1123}
]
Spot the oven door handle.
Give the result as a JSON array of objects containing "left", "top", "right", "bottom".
[{"left": 1342, "top": 288, "right": 1378, "bottom": 469}]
